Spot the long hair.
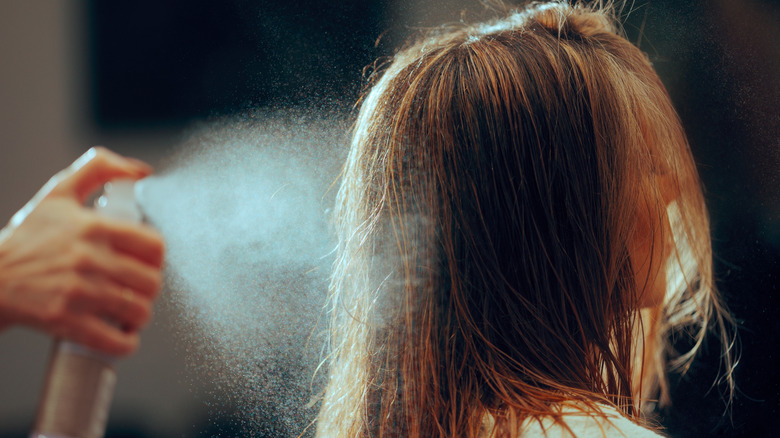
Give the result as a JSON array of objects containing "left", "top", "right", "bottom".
[{"left": 317, "top": 2, "right": 735, "bottom": 437}]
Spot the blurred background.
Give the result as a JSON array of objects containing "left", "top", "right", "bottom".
[{"left": 0, "top": 0, "right": 777, "bottom": 437}]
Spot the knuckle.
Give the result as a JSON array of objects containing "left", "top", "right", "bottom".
[
  {"left": 60, "top": 276, "right": 85, "bottom": 302},
  {"left": 121, "top": 335, "right": 140, "bottom": 356},
  {"left": 148, "top": 234, "right": 166, "bottom": 266},
  {"left": 90, "top": 147, "right": 110, "bottom": 162},
  {"left": 154, "top": 236, "right": 165, "bottom": 255},
  {"left": 75, "top": 148, "right": 103, "bottom": 172},
  {"left": 42, "top": 302, "right": 67, "bottom": 327},
  {"left": 133, "top": 268, "right": 162, "bottom": 298},
  {"left": 137, "top": 302, "right": 153, "bottom": 327},
  {"left": 78, "top": 214, "right": 103, "bottom": 238},
  {"left": 73, "top": 147, "right": 113, "bottom": 178},
  {"left": 148, "top": 271, "right": 164, "bottom": 295},
  {"left": 71, "top": 246, "right": 94, "bottom": 271}
]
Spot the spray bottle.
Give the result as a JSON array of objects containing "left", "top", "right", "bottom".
[{"left": 30, "top": 180, "right": 143, "bottom": 438}]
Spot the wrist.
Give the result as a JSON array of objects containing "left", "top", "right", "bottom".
[{"left": 0, "top": 238, "right": 13, "bottom": 331}]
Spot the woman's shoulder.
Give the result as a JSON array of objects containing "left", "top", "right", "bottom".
[
  {"left": 483, "top": 404, "right": 666, "bottom": 438},
  {"left": 521, "top": 405, "right": 665, "bottom": 438}
]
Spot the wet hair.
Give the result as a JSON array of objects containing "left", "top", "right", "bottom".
[{"left": 318, "top": 1, "right": 735, "bottom": 436}]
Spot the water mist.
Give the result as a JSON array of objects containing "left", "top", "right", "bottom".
[{"left": 137, "top": 110, "right": 348, "bottom": 436}]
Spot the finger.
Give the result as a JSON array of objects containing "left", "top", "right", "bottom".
[
  {"left": 60, "top": 314, "right": 140, "bottom": 356},
  {"left": 89, "top": 218, "right": 165, "bottom": 268},
  {"left": 67, "top": 279, "right": 153, "bottom": 332},
  {"left": 50, "top": 147, "right": 153, "bottom": 204},
  {"left": 95, "top": 286, "right": 153, "bottom": 332},
  {"left": 88, "top": 246, "right": 163, "bottom": 298}
]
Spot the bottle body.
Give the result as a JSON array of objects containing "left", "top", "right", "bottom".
[
  {"left": 31, "top": 342, "right": 117, "bottom": 438},
  {"left": 30, "top": 180, "right": 141, "bottom": 438}
]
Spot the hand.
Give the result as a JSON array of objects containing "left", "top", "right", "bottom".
[{"left": 0, "top": 147, "right": 165, "bottom": 356}]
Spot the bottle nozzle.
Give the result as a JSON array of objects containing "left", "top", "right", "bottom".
[{"left": 95, "top": 179, "right": 142, "bottom": 223}]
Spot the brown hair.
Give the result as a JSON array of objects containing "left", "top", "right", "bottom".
[{"left": 317, "top": 1, "right": 735, "bottom": 436}]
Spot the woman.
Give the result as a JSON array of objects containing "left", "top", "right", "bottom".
[{"left": 318, "top": 1, "right": 735, "bottom": 437}]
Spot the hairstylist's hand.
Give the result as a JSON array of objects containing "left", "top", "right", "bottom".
[{"left": 0, "top": 147, "right": 165, "bottom": 356}]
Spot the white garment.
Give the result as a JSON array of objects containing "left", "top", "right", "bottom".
[
  {"left": 483, "top": 405, "right": 665, "bottom": 438},
  {"left": 519, "top": 409, "right": 665, "bottom": 438}
]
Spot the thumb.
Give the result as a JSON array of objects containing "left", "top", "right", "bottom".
[{"left": 49, "top": 147, "right": 153, "bottom": 203}]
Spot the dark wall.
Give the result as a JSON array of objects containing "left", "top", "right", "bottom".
[{"left": 89, "top": 0, "right": 390, "bottom": 127}]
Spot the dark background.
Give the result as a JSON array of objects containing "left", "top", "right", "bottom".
[
  {"left": 0, "top": 0, "right": 777, "bottom": 436},
  {"left": 88, "top": 0, "right": 391, "bottom": 127},
  {"left": 623, "top": 1, "right": 780, "bottom": 437},
  {"left": 69, "top": 0, "right": 780, "bottom": 435}
]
